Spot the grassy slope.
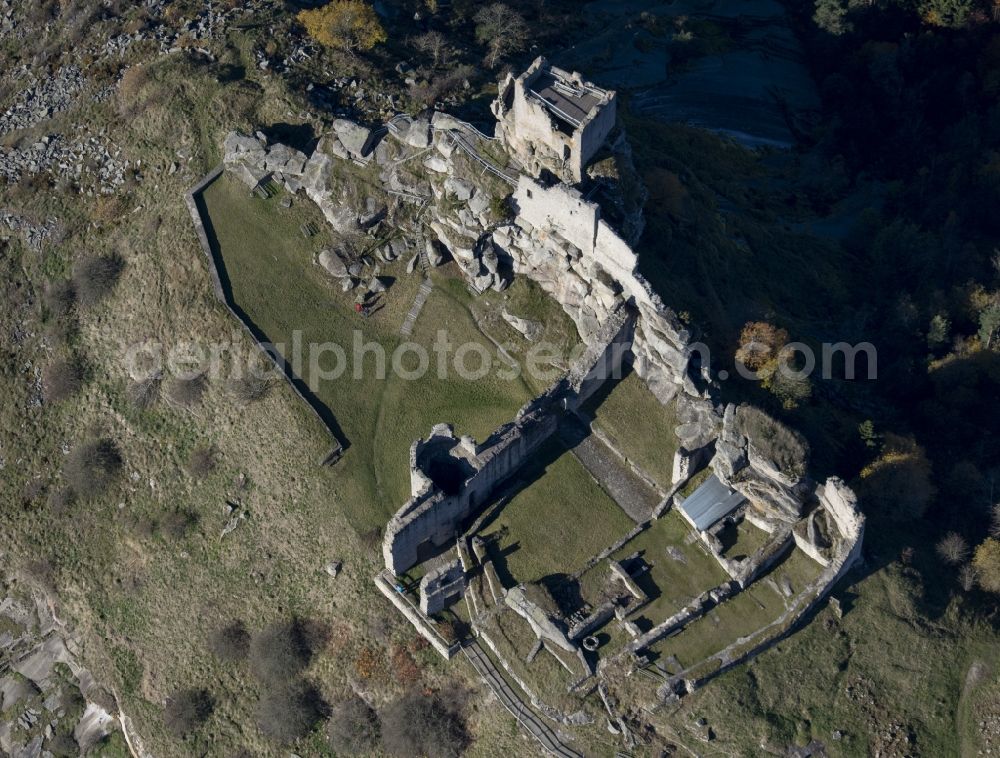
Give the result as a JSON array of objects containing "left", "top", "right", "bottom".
[
  {"left": 0, "top": 48, "right": 534, "bottom": 757},
  {"left": 201, "top": 174, "right": 534, "bottom": 533}
]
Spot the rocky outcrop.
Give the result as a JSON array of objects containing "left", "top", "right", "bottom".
[
  {"left": 505, "top": 585, "right": 576, "bottom": 654},
  {"left": 711, "top": 404, "right": 812, "bottom": 523}
]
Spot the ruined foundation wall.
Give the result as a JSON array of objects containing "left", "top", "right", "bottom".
[{"left": 383, "top": 310, "right": 637, "bottom": 575}]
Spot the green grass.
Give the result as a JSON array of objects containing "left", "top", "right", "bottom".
[
  {"left": 650, "top": 546, "right": 822, "bottom": 669},
  {"left": 583, "top": 369, "right": 679, "bottom": 490},
  {"left": 719, "top": 518, "right": 773, "bottom": 561},
  {"left": 579, "top": 510, "right": 728, "bottom": 624},
  {"left": 201, "top": 174, "right": 535, "bottom": 533},
  {"left": 659, "top": 554, "right": 1000, "bottom": 758},
  {"left": 652, "top": 578, "right": 786, "bottom": 669},
  {"left": 479, "top": 443, "right": 633, "bottom": 585}
]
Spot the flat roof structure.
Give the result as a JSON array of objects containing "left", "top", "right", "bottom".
[
  {"left": 529, "top": 70, "right": 607, "bottom": 128},
  {"left": 678, "top": 474, "right": 746, "bottom": 532}
]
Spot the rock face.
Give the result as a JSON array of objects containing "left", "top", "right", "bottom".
[
  {"left": 711, "top": 404, "right": 812, "bottom": 524},
  {"left": 502, "top": 309, "right": 542, "bottom": 341},
  {"left": 505, "top": 585, "right": 576, "bottom": 654},
  {"left": 491, "top": 176, "right": 701, "bottom": 401},
  {"left": 331, "top": 118, "right": 371, "bottom": 158},
  {"left": 317, "top": 249, "right": 349, "bottom": 278}
]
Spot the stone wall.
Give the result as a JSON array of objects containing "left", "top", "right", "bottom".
[
  {"left": 382, "top": 309, "right": 635, "bottom": 575},
  {"left": 501, "top": 175, "right": 699, "bottom": 406},
  {"left": 419, "top": 560, "right": 466, "bottom": 615}
]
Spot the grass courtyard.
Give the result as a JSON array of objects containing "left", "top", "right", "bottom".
[
  {"left": 578, "top": 510, "right": 728, "bottom": 625},
  {"left": 582, "top": 369, "right": 678, "bottom": 491},
  {"left": 478, "top": 441, "right": 634, "bottom": 586},
  {"left": 649, "top": 545, "right": 824, "bottom": 670},
  {"left": 200, "top": 173, "right": 538, "bottom": 533}
]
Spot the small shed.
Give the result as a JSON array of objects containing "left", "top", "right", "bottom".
[{"left": 678, "top": 474, "right": 746, "bottom": 532}]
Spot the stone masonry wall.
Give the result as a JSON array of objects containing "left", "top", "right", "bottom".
[{"left": 382, "top": 308, "right": 635, "bottom": 574}]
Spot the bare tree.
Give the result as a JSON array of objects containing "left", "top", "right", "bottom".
[
  {"left": 255, "top": 679, "right": 328, "bottom": 744},
  {"left": 959, "top": 563, "right": 978, "bottom": 592},
  {"left": 209, "top": 620, "right": 250, "bottom": 662},
  {"left": 327, "top": 694, "right": 380, "bottom": 755},
  {"left": 381, "top": 689, "right": 468, "bottom": 758},
  {"left": 43, "top": 357, "right": 84, "bottom": 403},
  {"left": 167, "top": 373, "right": 208, "bottom": 408},
  {"left": 413, "top": 30, "right": 449, "bottom": 67},
  {"left": 186, "top": 445, "right": 217, "bottom": 479},
  {"left": 474, "top": 3, "right": 528, "bottom": 68},
  {"left": 72, "top": 253, "right": 123, "bottom": 307},
  {"left": 65, "top": 439, "right": 123, "bottom": 500},
  {"left": 991, "top": 503, "right": 1000, "bottom": 539},
  {"left": 936, "top": 532, "right": 970, "bottom": 565}
]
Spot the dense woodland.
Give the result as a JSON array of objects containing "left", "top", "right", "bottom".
[{"left": 783, "top": 0, "right": 1000, "bottom": 593}]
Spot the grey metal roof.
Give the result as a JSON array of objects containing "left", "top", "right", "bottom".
[
  {"left": 679, "top": 474, "right": 746, "bottom": 531},
  {"left": 529, "top": 71, "right": 601, "bottom": 127}
]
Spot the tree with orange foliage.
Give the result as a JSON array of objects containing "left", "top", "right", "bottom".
[
  {"left": 736, "top": 321, "right": 790, "bottom": 372},
  {"left": 298, "top": 1, "right": 386, "bottom": 53}
]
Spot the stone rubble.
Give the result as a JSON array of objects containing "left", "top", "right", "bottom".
[
  {"left": 0, "top": 133, "right": 127, "bottom": 194},
  {"left": 0, "top": 65, "right": 84, "bottom": 135},
  {"left": 0, "top": 211, "right": 58, "bottom": 251}
]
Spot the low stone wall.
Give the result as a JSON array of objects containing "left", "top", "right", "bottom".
[
  {"left": 186, "top": 167, "right": 345, "bottom": 465},
  {"left": 373, "top": 572, "right": 460, "bottom": 659},
  {"left": 680, "top": 516, "right": 864, "bottom": 694}
]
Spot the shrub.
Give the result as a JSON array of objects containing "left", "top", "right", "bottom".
[
  {"left": 380, "top": 690, "right": 468, "bottom": 758},
  {"left": 249, "top": 618, "right": 327, "bottom": 684},
  {"left": 857, "top": 435, "right": 936, "bottom": 522},
  {"left": 186, "top": 445, "right": 216, "bottom": 479},
  {"left": 255, "top": 679, "right": 328, "bottom": 744},
  {"left": 210, "top": 621, "right": 250, "bottom": 662},
  {"left": 163, "top": 688, "right": 214, "bottom": 737},
  {"left": 163, "top": 509, "right": 199, "bottom": 540},
  {"left": 973, "top": 538, "right": 1000, "bottom": 594},
  {"left": 64, "top": 439, "right": 123, "bottom": 500},
  {"left": 167, "top": 374, "right": 207, "bottom": 408},
  {"left": 227, "top": 374, "right": 272, "bottom": 405},
  {"left": 390, "top": 645, "right": 420, "bottom": 685},
  {"left": 72, "top": 254, "right": 123, "bottom": 307},
  {"left": 43, "top": 357, "right": 84, "bottom": 402},
  {"left": 45, "top": 732, "right": 78, "bottom": 757},
  {"left": 327, "top": 694, "right": 380, "bottom": 755},
  {"left": 297, "top": 1, "right": 387, "bottom": 52}
]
